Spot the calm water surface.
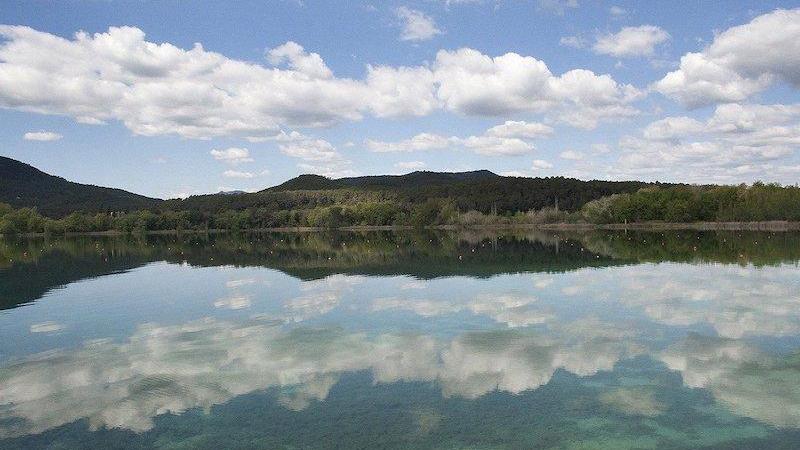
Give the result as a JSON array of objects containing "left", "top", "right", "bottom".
[{"left": 1, "top": 230, "right": 800, "bottom": 449}]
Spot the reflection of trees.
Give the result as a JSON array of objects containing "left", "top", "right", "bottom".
[
  {"left": 575, "top": 230, "right": 800, "bottom": 266},
  {"left": 3, "top": 229, "right": 800, "bottom": 311},
  {"left": 0, "top": 235, "right": 159, "bottom": 310},
  {"left": 0, "top": 319, "right": 639, "bottom": 437},
  {"left": 0, "top": 231, "right": 620, "bottom": 310}
]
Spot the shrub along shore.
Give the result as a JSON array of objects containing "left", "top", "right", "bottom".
[{"left": 2, "top": 182, "right": 799, "bottom": 235}]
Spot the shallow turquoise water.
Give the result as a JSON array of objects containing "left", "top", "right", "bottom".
[{"left": 1, "top": 230, "right": 799, "bottom": 449}]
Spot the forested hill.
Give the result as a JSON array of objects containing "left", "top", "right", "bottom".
[
  {"left": 8, "top": 155, "right": 798, "bottom": 233},
  {"left": 168, "top": 171, "right": 655, "bottom": 214},
  {"left": 0, "top": 156, "right": 161, "bottom": 217},
  {"left": 1, "top": 155, "right": 655, "bottom": 219},
  {"left": 267, "top": 170, "right": 500, "bottom": 192},
  {"left": 378, "top": 175, "right": 654, "bottom": 213}
]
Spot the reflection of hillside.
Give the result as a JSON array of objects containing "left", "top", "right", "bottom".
[
  {"left": 216, "top": 231, "right": 621, "bottom": 280},
  {"left": 575, "top": 230, "right": 800, "bottom": 266},
  {"left": 2, "top": 229, "right": 800, "bottom": 311},
  {"left": 0, "top": 237, "right": 162, "bottom": 310},
  {"left": 0, "top": 231, "right": 621, "bottom": 310}
]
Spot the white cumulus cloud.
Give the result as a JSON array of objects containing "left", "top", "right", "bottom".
[
  {"left": 396, "top": 7, "right": 442, "bottom": 41},
  {"left": 593, "top": 25, "right": 670, "bottom": 57},
  {"left": 462, "top": 135, "right": 534, "bottom": 156},
  {"left": 485, "top": 120, "right": 553, "bottom": 139},
  {"left": 210, "top": 147, "right": 253, "bottom": 164},
  {"left": 531, "top": 159, "right": 554, "bottom": 170},
  {"left": 222, "top": 170, "right": 255, "bottom": 179},
  {"left": 0, "top": 26, "right": 433, "bottom": 139},
  {"left": 433, "top": 47, "right": 642, "bottom": 128},
  {"left": 0, "top": 25, "right": 644, "bottom": 140},
  {"left": 653, "top": 9, "right": 800, "bottom": 107},
  {"left": 611, "top": 102, "right": 800, "bottom": 183},
  {"left": 278, "top": 136, "right": 357, "bottom": 178},
  {"left": 368, "top": 133, "right": 535, "bottom": 156},
  {"left": 365, "top": 120, "right": 552, "bottom": 157},
  {"left": 366, "top": 133, "right": 453, "bottom": 153},
  {"left": 23, "top": 131, "right": 62, "bottom": 141}
]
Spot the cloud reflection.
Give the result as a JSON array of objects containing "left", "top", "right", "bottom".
[
  {"left": 283, "top": 274, "right": 366, "bottom": 322},
  {"left": 562, "top": 264, "right": 800, "bottom": 339},
  {"left": 372, "top": 292, "right": 554, "bottom": 328},
  {"left": 660, "top": 334, "right": 800, "bottom": 428},
  {"left": 0, "top": 317, "right": 636, "bottom": 437}
]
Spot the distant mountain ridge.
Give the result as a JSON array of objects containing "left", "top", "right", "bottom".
[
  {"left": 0, "top": 156, "right": 161, "bottom": 217},
  {"left": 267, "top": 170, "right": 500, "bottom": 192},
  {"left": 170, "top": 169, "right": 652, "bottom": 214},
  {"left": 1, "top": 156, "right": 654, "bottom": 217}
]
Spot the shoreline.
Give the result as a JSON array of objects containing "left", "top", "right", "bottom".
[
  {"left": 534, "top": 221, "right": 800, "bottom": 231},
  {"left": 3, "top": 221, "right": 800, "bottom": 238}
]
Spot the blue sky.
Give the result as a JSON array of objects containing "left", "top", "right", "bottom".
[{"left": 1, "top": 0, "right": 800, "bottom": 198}]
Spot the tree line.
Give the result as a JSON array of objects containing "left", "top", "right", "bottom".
[
  {"left": 581, "top": 182, "right": 800, "bottom": 223},
  {"left": 0, "top": 199, "right": 455, "bottom": 234},
  {"left": 1, "top": 182, "right": 799, "bottom": 234}
]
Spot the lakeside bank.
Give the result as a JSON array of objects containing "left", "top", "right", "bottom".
[{"left": 4, "top": 221, "right": 800, "bottom": 238}]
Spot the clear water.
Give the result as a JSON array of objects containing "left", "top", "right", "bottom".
[{"left": 1, "top": 230, "right": 799, "bottom": 449}]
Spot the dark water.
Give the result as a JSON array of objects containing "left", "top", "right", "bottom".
[{"left": 1, "top": 230, "right": 800, "bottom": 449}]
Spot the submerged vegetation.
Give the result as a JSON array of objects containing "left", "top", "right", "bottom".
[{"left": 1, "top": 182, "right": 799, "bottom": 235}]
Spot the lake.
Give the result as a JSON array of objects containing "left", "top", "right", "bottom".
[{"left": 1, "top": 230, "right": 800, "bottom": 449}]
